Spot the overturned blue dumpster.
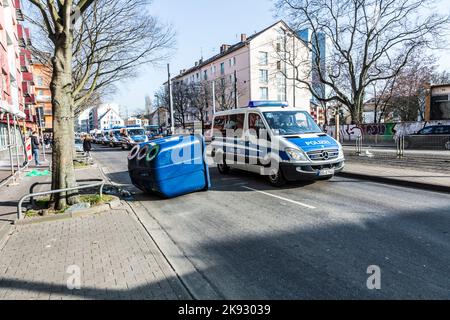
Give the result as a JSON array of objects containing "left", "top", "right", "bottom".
[{"left": 128, "top": 135, "right": 211, "bottom": 198}]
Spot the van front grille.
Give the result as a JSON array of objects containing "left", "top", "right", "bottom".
[{"left": 307, "top": 149, "right": 339, "bottom": 161}]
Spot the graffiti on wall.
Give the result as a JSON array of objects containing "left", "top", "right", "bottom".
[{"left": 325, "top": 120, "right": 450, "bottom": 141}]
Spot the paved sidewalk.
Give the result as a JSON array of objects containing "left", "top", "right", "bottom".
[
  {"left": 0, "top": 209, "right": 190, "bottom": 300},
  {"left": 341, "top": 162, "right": 450, "bottom": 192},
  {"left": 0, "top": 162, "right": 192, "bottom": 300}
]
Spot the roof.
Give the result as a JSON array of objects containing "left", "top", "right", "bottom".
[
  {"left": 214, "top": 106, "right": 306, "bottom": 117},
  {"left": 431, "top": 83, "right": 450, "bottom": 89},
  {"left": 172, "top": 20, "right": 307, "bottom": 81},
  {"left": 98, "top": 108, "right": 121, "bottom": 121}
]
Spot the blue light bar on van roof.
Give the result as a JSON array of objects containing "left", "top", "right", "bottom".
[{"left": 248, "top": 100, "right": 289, "bottom": 108}]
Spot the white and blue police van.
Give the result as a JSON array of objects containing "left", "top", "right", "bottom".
[
  {"left": 210, "top": 101, "right": 345, "bottom": 186},
  {"left": 121, "top": 125, "right": 149, "bottom": 150}
]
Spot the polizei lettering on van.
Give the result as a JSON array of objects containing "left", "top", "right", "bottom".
[{"left": 304, "top": 140, "right": 332, "bottom": 146}]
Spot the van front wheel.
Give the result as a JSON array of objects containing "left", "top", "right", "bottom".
[
  {"left": 217, "top": 158, "right": 230, "bottom": 174},
  {"left": 268, "top": 168, "right": 286, "bottom": 187}
]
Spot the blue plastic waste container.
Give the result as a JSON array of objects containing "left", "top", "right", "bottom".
[{"left": 128, "top": 135, "right": 211, "bottom": 198}]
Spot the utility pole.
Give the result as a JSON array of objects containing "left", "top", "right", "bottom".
[
  {"left": 335, "top": 105, "right": 340, "bottom": 142},
  {"left": 234, "top": 70, "right": 238, "bottom": 109},
  {"left": 37, "top": 108, "right": 46, "bottom": 162},
  {"left": 6, "top": 113, "right": 15, "bottom": 177},
  {"left": 167, "top": 64, "right": 175, "bottom": 134},
  {"left": 292, "top": 33, "right": 296, "bottom": 107}
]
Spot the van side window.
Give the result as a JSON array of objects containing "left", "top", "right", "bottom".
[
  {"left": 248, "top": 113, "right": 265, "bottom": 131},
  {"left": 213, "top": 116, "right": 227, "bottom": 136},
  {"left": 248, "top": 113, "right": 270, "bottom": 140},
  {"left": 225, "top": 114, "right": 245, "bottom": 130},
  {"left": 224, "top": 114, "right": 245, "bottom": 138}
]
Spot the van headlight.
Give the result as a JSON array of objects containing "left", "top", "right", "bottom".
[
  {"left": 285, "top": 148, "right": 308, "bottom": 161},
  {"left": 338, "top": 145, "right": 344, "bottom": 158}
]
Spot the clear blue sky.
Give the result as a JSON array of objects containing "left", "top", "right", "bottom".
[{"left": 111, "top": 0, "right": 450, "bottom": 113}]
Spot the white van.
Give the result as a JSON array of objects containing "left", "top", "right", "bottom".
[{"left": 210, "top": 101, "right": 345, "bottom": 186}]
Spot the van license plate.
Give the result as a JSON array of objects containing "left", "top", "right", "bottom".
[{"left": 318, "top": 169, "right": 334, "bottom": 176}]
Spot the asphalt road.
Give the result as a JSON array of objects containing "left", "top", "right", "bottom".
[{"left": 92, "top": 144, "right": 450, "bottom": 299}]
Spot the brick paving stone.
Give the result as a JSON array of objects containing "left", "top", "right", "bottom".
[{"left": 0, "top": 210, "right": 191, "bottom": 300}]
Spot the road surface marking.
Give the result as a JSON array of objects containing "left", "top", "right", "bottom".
[{"left": 242, "top": 186, "right": 316, "bottom": 209}]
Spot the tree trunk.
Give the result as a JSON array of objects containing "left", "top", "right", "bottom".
[{"left": 50, "top": 35, "right": 78, "bottom": 210}]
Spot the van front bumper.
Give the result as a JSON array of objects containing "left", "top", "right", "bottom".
[{"left": 280, "top": 160, "right": 345, "bottom": 181}]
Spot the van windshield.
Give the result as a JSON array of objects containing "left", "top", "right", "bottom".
[
  {"left": 263, "top": 111, "right": 322, "bottom": 136},
  {"left": 128, "top": 129, "right": 145, "bottom": 136}
]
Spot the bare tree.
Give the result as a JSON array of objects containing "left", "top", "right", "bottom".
[
  {"left": 27, "top": 0, "right": 175, "bottom": 209},
  {"left": 214, "top": 77, "right": 246, "bottom": 111},
  {"left": 432, "top": 70, "right": 450, "bottom": 85},
  {"left": 390, "top": 54, "right": 436, "bottom": 121},
  {"left": 275, "top": 0, "right": 450, "bottom": 124},
  {"left": 188, "top": 82, "right": 211, "bottom": 134},
  {"left": 368, "top": 51, "right": 436, "bottom": 122},
  {"left": 155, "top": 82, "right": 191, "bottom": 129}
]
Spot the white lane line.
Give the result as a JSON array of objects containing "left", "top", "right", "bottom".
[{"left": 242, "top": 186, "right": 316, "bottom": 210}]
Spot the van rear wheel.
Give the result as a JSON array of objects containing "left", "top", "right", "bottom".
[{"left": 217, "top": 157, "right": 230, "bottom": 174}]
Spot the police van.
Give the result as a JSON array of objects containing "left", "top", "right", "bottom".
[{"left": 210, "top": 101, "right": 345, "bottom": 186}]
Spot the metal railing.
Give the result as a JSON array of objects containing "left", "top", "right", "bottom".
[
  {"left": 17, "top": 179, "right": 105, "bottom": 220},
  {"left": 396, "top": 135, "right": 405, "bottom": 159}
]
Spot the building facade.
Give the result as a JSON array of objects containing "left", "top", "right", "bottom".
[
  {"left": 97, "top": 108, "right": 124, "bottom": 130},
  {"left": 169, "top": 21, "right": 312, "bottom": 128},
  {"left": 88, "top": 104, "right": 120, "bottom": 130},
  {"left": 1, "top": 0, "right": 37, "bottom": 174},
  {"left": 426, "top": 84, "right": 450, "bottom": 121},
  {"left": 32, "top": 63, "right": 52, "bottom": 130}
]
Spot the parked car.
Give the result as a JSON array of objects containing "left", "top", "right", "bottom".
[{"left": 404, "top": 125, "right": 450, "bottom": 150}]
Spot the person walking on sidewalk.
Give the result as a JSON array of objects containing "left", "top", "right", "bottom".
[
  {"left": 31, "top": 131, "right": 41, "bottom": 166},
  {"left": 83, "top": 134, "right": 93, "bottom": 159}
]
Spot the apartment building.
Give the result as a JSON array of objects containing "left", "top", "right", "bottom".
[
  {"left": 1, "top": 0, "right": 36, "bottom": 175},
  {"left": 170, "top": 21, "right": 312, "bottom": 127},
  {"left": 32, "top": 62, "right": 52, "bottom": 130},
  {"left": 0, "top": 0, "right": 25, "bottom": 117}
]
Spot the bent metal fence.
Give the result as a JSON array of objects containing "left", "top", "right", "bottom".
[{"left": 17, "top": 179, "right": 105, "bottom": 220}]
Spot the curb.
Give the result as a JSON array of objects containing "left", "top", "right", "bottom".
[
  {"left": 95, "top": 159, "right": 221, "bottom": 300},
  {"left": 126, "top": 201, "right": 222, "bottom": 300},
  {"left": 15, "top": 197, "right": 122, "bottom": 226},
  {"left": 338, "top": 171, "right": 450, "bottom": 194}
]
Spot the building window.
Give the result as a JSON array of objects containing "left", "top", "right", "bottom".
[
  {"left": 203, "top": 70, "right": 208, "bottom": 81},
  {"left": 259, "top": 52, "right": 268, "bottom": 66},
  {"left": 259, "top": 70, "right": 268, "bottom": 84},
  {"left": 276, "top": 72, "right": 287, "bottom": 101},
  {"left": 36, "top": 76, "right": 43, "bottom": 86},
  {"left": 220, "top": 62, "right": 225, "bottom": 75},
  {"left": 259, "top": 87, "right": 269, "bottom": 100},
  {"left": 233, "top": 57, "right": 236, "bottom": 66}
]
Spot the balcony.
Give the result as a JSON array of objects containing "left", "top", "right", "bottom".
[
  {"left": 36, "top": 95, "right": 52, "bottom": 103},
  {"left": 25, "top": 94, "right": 36, "bottom": 105},
  {"left": 15, "top": 0, "right": 25, "bottom": 21}
]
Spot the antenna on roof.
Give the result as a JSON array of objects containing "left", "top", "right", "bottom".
[{"left": 200, "top": 47, "right": 203, "bottom": 60}]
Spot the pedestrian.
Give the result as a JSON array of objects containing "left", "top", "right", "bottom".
[
  {"left": 83, "top": 134, "right": 93, "bottom": 159},
  {"left": 44, "top": 134, "right": 50, "bottom": 149},
  {"left": 31, "top": 131, "right": 41, "bottom": 166}
]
